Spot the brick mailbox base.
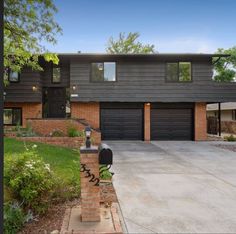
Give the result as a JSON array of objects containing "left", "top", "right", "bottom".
[{"left": 80, "top": 146, "right": 100, "bottom": 222}]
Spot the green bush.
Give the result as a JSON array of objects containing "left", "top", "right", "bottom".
[
  {"left": 67, "top": 126, "right": 84, "bottom": 137},
  {"left": 4, "top": 148, "right": 54, "bottom": 213},
  {"left": 4, "top": 201, "right": 25, "bottom": 234},
  {"left": 51, "top": 129, "right": 65, "bottom": 137},
  {"left": 99, "top": 165, "right": 112, "bottom": 180},
  {"left": 224, "top": 134, "right": 236, "bottom": 142},
  {"left": 16, "top": 123, "right": 38, "bottom": 137}
]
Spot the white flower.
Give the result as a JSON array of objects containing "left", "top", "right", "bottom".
[
  {"left": 32, "top": 144, "right": 37, "bottom": 149},
  {"left": 44, "top": 164, "right": 50, "bottom": 172}
]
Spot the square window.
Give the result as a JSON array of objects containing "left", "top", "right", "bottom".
[
  {"left": 8, "top": 70, "right": 20, "bottom": 83},
  {"left": 91, "top": 62, "right": 116, "bottom": 82},
  {"left": 52, "top": 67, "right": 61, "bottom": 83},
  {"left": 4, "top": 108, "right": 22, "bottom": 125},
  {"left": 166, "top": 62, "right": 191, "bottom": 82}
]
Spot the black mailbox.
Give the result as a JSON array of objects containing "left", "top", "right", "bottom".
[{"left": 98, "top": 143, "right": 113, "bottom": 165}]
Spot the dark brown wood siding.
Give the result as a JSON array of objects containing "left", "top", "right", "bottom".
[
  {"left": 41, "top": 60, "right": 70, "bottom": 88},
  {"left": 4, "top": 67, "right": 42, "bottom": 102},
  {"left": 70, "top": 56, "right": 236, "bottom": 103}
]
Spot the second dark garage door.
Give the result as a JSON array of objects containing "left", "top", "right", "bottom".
[
  {"left": 151, "top": 104, "right": 194, "bottom": 140},
  {"left": 101, "top": 103, "right": 143, "bottom": 140}
]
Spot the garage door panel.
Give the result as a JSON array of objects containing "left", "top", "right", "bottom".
[
  {"left": 101, "top": 108, "right": 143, "bottom": 140},
  {"left": 151, "top": 108, "right": 193, "bottom": 140}
]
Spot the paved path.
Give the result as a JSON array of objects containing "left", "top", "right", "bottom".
[{"left": 106, "top": 141, "right": 236, "bottom": 233}]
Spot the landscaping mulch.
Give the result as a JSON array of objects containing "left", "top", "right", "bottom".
[
  {"left": 214, "top": 144, "right": 236, "bottom": 152},
  {"left": 100, "top": 180, "right": 118, "bottom": 203},
  {"left": 20, "top": 199, "right": 80, "bottom": 234},
  {"left": 19, "top": 181, "right": 118, "bottom": 234}
]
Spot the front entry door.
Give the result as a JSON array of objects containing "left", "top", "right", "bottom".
[{"left": 44, "top": 88, "right": 66, "bottom": 118}]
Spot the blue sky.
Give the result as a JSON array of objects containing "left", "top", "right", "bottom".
[{"left": 45, "top": 0, "right": 236, "bottom": 53}]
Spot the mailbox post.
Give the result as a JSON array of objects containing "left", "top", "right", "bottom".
[{"left": 80, "top": 126, "right": 100, "bottom": 222}]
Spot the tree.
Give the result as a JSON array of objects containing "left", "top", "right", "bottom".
[
  {"left": 4, "top": 0, "right": 62, "bottom": 84},
  {"left": 214, "top": 47, "right": 236, "bottom": 82},
  {"left": 106, "top": 32, "right": 156, "bottom": 54}
]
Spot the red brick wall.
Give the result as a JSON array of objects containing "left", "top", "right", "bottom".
[
  {"left": 80, "top": 150, "right": 100, "bottom": 221},
  {"left": 28, "top": 119, "right": 81, "bottom": 136},
  {"left": 195, "top": 102, "right": 207, "bottom": 141},
  {"left": 27, "top": 118, "right": 101, "bottom": 145},
  {"left": 71, "top": 102, "right": 100, "bottom": 129},
  {"left": 144, "top": 103, "right": 150, "bottom": 141},
  {"left": 4, "top": 102, "right": 42, "bottom": 127}
]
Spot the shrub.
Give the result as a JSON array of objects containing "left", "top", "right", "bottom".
[
  {"left": 4, "top": 148, "right": 54, "bottom": 213},
  {"left": 50, "top": 129, "right": 65, "bottom": 137},
  {"left": 4, "top": 201, "right": 25, "bottom": 234},
  {"left": 67, "top": 125, "right": 84, "bottom": 137},
  {"left": 16, "top": 123, "right": 38, "bottom": 137},
  {"left": 99, "top": 165, "right": 112, "bottom": 180},
  {"left": 224, "top": 134, "right": 236, "bottom": 142}
]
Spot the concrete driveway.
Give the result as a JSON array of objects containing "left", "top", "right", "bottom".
[{"left": 106, "top": 141, "right": 236, "bottom": 233}]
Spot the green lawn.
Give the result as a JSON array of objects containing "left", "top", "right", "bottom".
[{"left": 4, "top": 138, "right": 80, "bottom": 182}]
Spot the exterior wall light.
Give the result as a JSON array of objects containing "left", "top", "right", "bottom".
[
  {"left": 85, "top": 126, "right": 91, "bottom": 148},
  {"left": 72, "top": 85, "right": 76, "bottom": 90},
  {"left": 146, "top": 103, "right": 150, "bottom": 106},
  {"left": 32, "top": 86, "right": 37, "bottom": 91}
]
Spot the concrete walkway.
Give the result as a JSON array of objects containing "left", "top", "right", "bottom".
[{"left": 106, "top": 141, "right": 236, "bottom": 233}]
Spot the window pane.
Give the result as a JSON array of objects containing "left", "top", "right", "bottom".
[
  {"left": 91, "top": 63, "right": 104, "bottom": 81},
  {"left": 4, "top": 109, "right": 13, "bottom": 125},
  {"left": 12, "top": 109, "right": 22, "bottom": 125},
  {"left": 53, "top": 67, "right": 61, "bottom": 83},
  {"left": 166, "top": 63, "right": 178, "bottom": 81},
  {"left": 9, "top": 71, "right": 19, "bottom": 82},
  {"left": 104, "top": 62, "right": 116, "bottom": 81},
  {"left": 179, "top": 62, "right": 191, "bottom": 82}
]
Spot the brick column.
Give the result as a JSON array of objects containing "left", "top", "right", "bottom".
[
  {"left": 144, "top": 103, "right": 151, "bottom": 141},
  {"left": 195, "top": 102, "right": 207, "bottom": 141},
  {"left": 80, "top": 146, "right": 100, "bottom": 222}
]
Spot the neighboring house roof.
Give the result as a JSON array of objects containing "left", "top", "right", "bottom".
[{"left": 207, "top": 102, "right": 236, "bottom": 111}]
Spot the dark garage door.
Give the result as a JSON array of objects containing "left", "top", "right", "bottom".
[
  {"left": 101, "top": 104, "right": 143, "bottom": 140},
  {"left": 151, "top": 106, "right": 193, "bottom": 140}
]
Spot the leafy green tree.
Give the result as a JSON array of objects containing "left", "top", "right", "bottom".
[
  {"left": 106, "top": 32, "right": 156, "bottom": 54},
  {"left": 4, "top": 0, "right": 62, "bottom": 84},
  {"left": 214, "top": 47, "right": 236, "bottom": 82}
]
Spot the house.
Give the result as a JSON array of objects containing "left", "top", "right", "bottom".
[
  {"left": 207, "top": 102, "right": 236, "bottom": 135},
  {"left": 207, "top": 102, "right": 236, "bottom": 121},
  {"left": 4, "top": 53, "right": 236, "bottom": 141}
]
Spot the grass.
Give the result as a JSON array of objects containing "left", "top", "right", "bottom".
[
  {"left": 4, "top": 137, "right": 112, "bottom": 201},
  {"left": 4, "top": 138, "right": 80, "bottom": 183}
]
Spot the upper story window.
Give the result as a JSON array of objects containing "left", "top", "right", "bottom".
[
  {"left": 8, "top": 70, "right": 20, "bottom": 83},
  {"left": 166, "top": 62, "right": 191, "bottom": 82},
  {"left": 4, "top": 108, "right": 22, "bottom": 125},
  {"left": 52, "top": 67, "right": 61, "bottom": 83},
  {"left": 91, "top": 62, "right": 116, "bottom": 82}
]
